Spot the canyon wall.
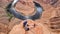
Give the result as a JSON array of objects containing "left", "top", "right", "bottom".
[{"left": 0, "top": 0, "right": 60, "bottom": 34}]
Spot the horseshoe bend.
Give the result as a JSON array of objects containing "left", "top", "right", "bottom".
[{"left": 0, "top": 0, "right": 60, "bottom": 34}]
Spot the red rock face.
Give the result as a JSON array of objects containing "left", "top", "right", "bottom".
[
  {"left": 9, "top": 20, "right": 43, "bottom": 34},
  {"left": 0, "top": 0, "right": 12, "bottom": 34},
  {"left": 0, "top": 0, "right": 60, "bottom": 34},
  {"left": 15, "top": 0, "right": 35, "bottom": 15}
]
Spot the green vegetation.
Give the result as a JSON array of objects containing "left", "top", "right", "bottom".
[{"left": 7, "top": 12, "right": 13, "bottom": 21}]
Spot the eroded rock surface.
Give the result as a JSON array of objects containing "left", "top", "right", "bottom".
[
  {"left": 0, "top": 0, "right": 12, "bottom": 34},
  {"left": 15, "top": 0, "right": 35, "bottom": 15},
  {"left": 9, "top": 20, "right": 43, "bottom": 34},
  {"left": 0, "top": 0, "right": 60, "bottom": 34}
]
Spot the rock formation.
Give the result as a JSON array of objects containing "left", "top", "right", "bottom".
[{"left": 0, "top": 0, "right": 60, "bottom": 34}]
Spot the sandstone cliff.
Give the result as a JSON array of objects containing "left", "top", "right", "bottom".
[{"left": 0, "top": 0, "right": 60, "bottom": 34}]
